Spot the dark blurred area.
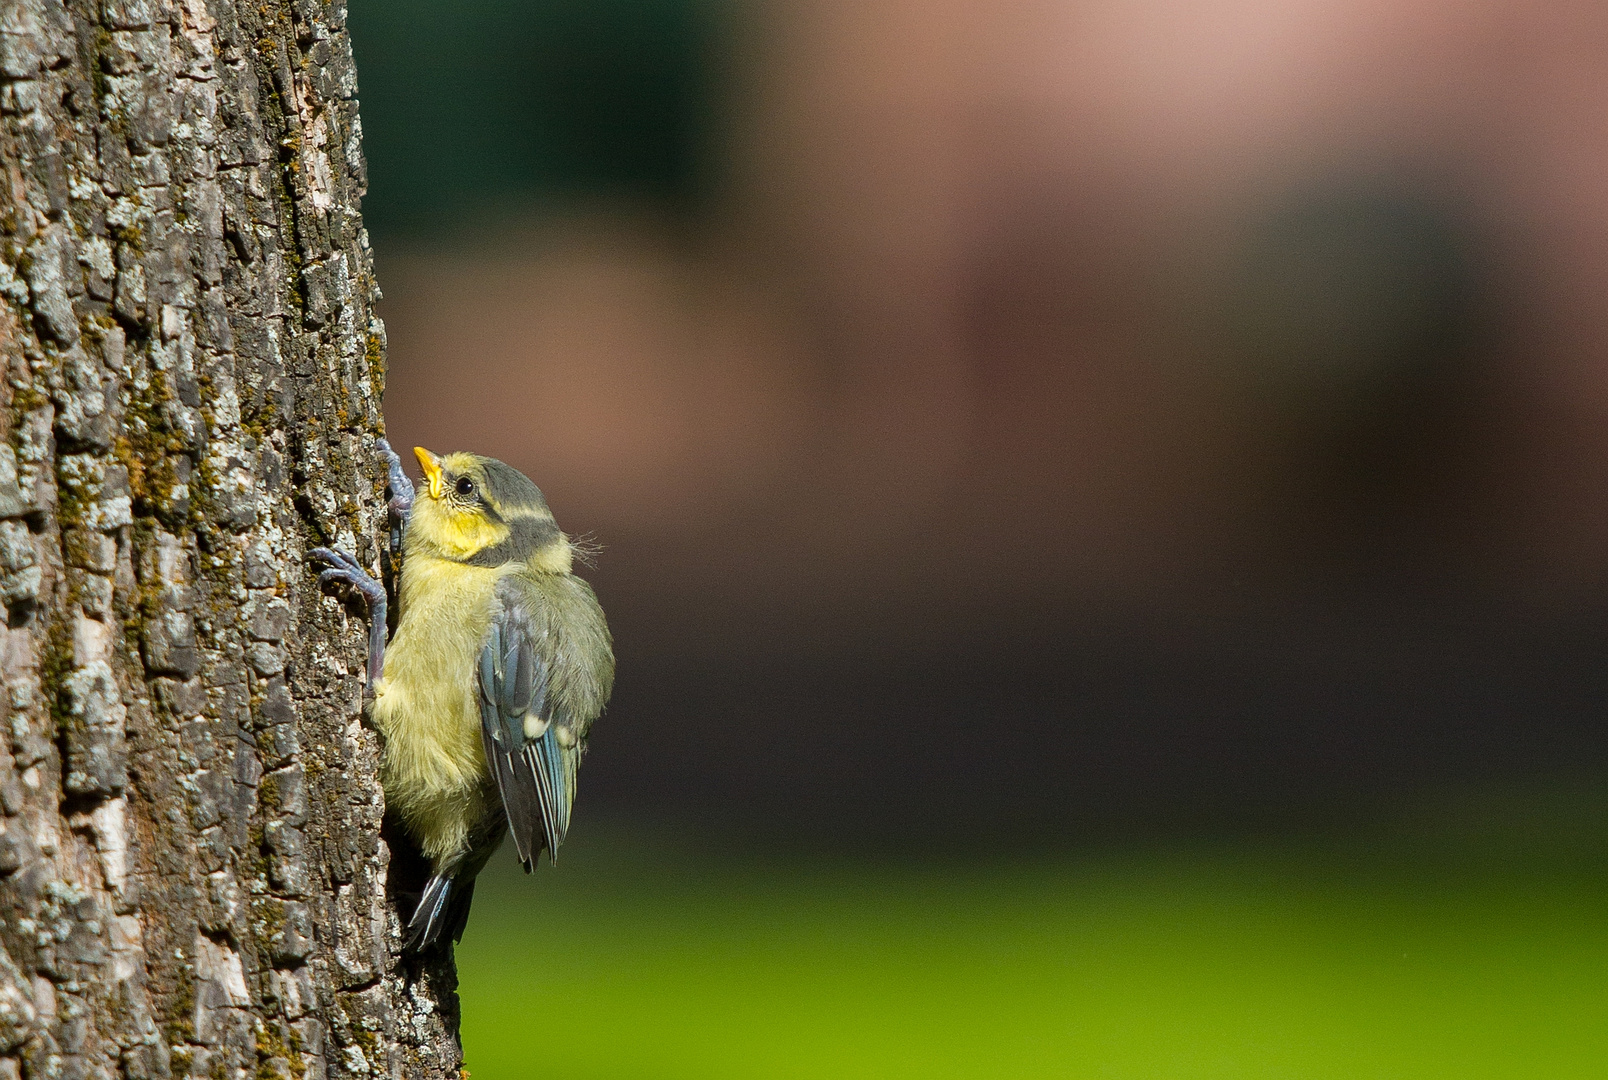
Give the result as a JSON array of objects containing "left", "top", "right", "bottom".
[
  {"left": 353, "top": 0, "right": 720, "bottom": 234},
  {"left": 350, "top": 0, "right": 1608, "bottom": 853}
]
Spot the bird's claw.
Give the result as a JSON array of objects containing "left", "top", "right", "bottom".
[
  {"left": 309, "top": 546, "right": 388, "bottom": 687},
  {"left": 310, "top": 548, "right": 382, "bottom": 594},
  {"left": 376, "top": 438, "right": 413, "bottom": 556},
  {"left": 311, "top": 545, "right": 361, "bottom": 572},
  {"left": 317, "top": 567, "right": 364, "bottom": 593}
]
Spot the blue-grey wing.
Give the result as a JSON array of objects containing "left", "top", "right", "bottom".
[{"left": 476, "top": 577, "right": 586, "bottom": 869}]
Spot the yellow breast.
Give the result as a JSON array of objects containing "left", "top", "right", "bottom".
[{"left": 371, "top": 554, "right": 499, "bottom": 861}]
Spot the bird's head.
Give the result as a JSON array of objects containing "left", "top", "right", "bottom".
[{"left": 406, "top": 447, "right": 572, "bottom": 572}]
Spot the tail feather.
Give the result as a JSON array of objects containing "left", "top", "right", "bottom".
[{"left": 405, "top": 873, "right": 479, "bottom": 951}]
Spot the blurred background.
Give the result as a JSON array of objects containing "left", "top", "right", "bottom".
[{"left": 350, "top": 0, "right": 1608, "bottom": 1074}]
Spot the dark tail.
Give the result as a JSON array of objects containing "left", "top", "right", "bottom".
[{"left": 405, "top": 874, "right": 478, "bottom": 952}]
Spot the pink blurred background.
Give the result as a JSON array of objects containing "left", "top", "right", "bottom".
[{"left": 365, "top": 0, "right": 1608, "bottom": 842}]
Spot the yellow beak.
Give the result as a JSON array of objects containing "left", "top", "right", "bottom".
[{"left": 414, "top": 446, "right": 443, "bottom": 499}]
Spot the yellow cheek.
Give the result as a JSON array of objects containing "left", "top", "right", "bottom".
[
  {"left": 437, "top": 508, "right": 509, "bottom": 558},
  {"left": 409, "top": 499, "right": 511, "bottom": 560}
]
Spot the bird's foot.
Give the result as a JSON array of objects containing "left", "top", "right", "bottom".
[
  {"left": 310, "top": 547, "right": 388, "bottom": 687},
  {"left": 377, "top": 438, "right": 413, "bottom": 557}
]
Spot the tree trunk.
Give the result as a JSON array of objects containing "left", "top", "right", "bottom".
[{"left": 0, "top": 2, "right": 461, "bottom": 1078}]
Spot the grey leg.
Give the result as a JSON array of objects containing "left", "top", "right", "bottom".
[
  {"left": 377, "top": 438, "right": 413, "bottom": 557},
  {"left": 310, "top": 547, "right": 387, "bottom": 687}
]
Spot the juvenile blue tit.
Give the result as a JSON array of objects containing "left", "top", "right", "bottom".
[{"left": 312, "top": 440, "right": 614, "bottom": 949}]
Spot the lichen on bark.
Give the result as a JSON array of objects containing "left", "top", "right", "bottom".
[{"left": 0, "top": 2, "right": 460, "bottom": 1078}]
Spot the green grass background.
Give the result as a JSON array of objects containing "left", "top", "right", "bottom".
[{"left": 454, "top": 797, "right": 1608, "bottom": 1079}]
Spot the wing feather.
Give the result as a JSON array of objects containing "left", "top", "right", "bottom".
[{"left": 477, "top": 575, "right": 593, "bottom": 869}]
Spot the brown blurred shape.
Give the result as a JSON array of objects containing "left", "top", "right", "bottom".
[{"left": 379, "top": 0, "right": 1608, "bottom": 660}]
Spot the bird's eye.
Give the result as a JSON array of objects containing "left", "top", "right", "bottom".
[{"left": 455, "top": 477, "right": 475, "bottom": 497}]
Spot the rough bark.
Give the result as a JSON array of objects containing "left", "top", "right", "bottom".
[{"left": 0, "top": 2, "right": 461, "bottom": 1078}]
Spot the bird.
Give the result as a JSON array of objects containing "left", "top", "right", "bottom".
[{"left": 312, "top": 439, "right": 614, "bottom": 950}]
